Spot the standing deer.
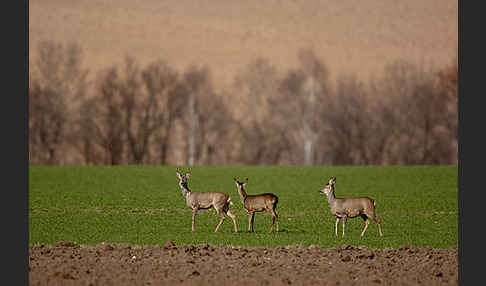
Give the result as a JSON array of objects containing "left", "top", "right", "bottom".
[
  {"left": 234, "top": 178, "right": 279, "bottom": 233},
  {"left": 319, "top": 177, "right": 383, "bottom": 237},
  {"left": 176, "top": 171, "right": 237, "bottom": 232}
]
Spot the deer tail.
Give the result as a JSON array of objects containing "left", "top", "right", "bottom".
[
  {"left": 272, "top": 195, "right": 279, "bottom": 207},
  {"left": 227, "top": 196, "right": 233, "bottom": 205}
]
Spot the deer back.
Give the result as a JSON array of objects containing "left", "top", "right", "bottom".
[
  {"left": 332, "top": 197, "right": 376, "bottom": 217},
  {"left": 244, "top": 193, "right": 278, "bottom": 212},
  {"left": 186, "top": 191, "right": 229, "bottom": 209}
]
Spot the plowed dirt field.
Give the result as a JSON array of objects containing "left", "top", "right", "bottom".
[{"left": 29, "top": 241, "right": 458, "bottom": 285}]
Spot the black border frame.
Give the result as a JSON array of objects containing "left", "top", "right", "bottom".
[{"left": 9, "top": 0, "right": 29, "bottom": 285}]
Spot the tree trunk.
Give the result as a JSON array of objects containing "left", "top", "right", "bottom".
[
  {"left": 188, "top": 93, "right": 199, "bottom": 166},
  {"left": 303, "top": 76, "right": 318, "bottom": 166}
]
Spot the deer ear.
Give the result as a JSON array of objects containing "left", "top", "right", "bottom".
[
  {"left": 176, "top": 171, "right": 182, "bottom": 178},
  {"left": 185, "top": 173, "right": 191, "bottom": 178},
  {"left": 244, "top": 178, "right": 248, "bottom": 184}
]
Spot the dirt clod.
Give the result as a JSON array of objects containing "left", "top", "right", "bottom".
[
  {"left": 55, "top": 241, "right": 77, "bottom": 248},
  {"left": 163, "top": 239, "right": 175, "bottom": 248},
  {"left": 341, "top": 255, "right": 352, "bottom": 262}
]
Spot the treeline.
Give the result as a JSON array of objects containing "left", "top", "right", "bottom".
[{"left": 29, "top": 41, "right": 457, "bottom": 165}]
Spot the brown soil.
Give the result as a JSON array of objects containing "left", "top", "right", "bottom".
[{"left": 29, "top": 241, "right": 458, "bottom": 285}]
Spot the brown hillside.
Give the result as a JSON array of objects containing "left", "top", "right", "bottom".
[{"left": 29, "top": 0, "right": 457, "bottom": 90}]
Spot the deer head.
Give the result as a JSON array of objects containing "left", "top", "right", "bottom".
[
  {"left": 176, "top": 171, "right": 191, "bottom": 188},
  {"left": 234, "top": 177, "right": 248, "bottom": 187},
  {"left": 319, "top": 183, "right": 333, "bottom": 196}
]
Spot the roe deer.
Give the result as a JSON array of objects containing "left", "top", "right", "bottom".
[
  {"left": 234, "top": 178, "right": 279, "bottom": 233},
  {"left": 319, "top": 177, "right": 383, "bottom": 237},
  {"left": 176, "top": 171, "right": 237, "bottom": 232}
]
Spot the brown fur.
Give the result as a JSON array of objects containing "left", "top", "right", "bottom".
[
  {"left": 234, "top": 178, "right": 279, "bottom": 233},
  {"left": 320, "top": 177, "right": 383, "bottom": 237},
  {"left": 177, "top": 171, "right": 237, "bottom": 232}
]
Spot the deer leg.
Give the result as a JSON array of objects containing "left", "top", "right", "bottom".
[
  {"left": 214, "top": 208, "right": 226, "bottom": 233},
  {"left": 214, "top": 210, "right": 225, "bottom": 232},
  {"left": 248, "top": 212, "right": 254, "bottom": 232},
  {"left": 373, "top": 215, "right": 383, "bottom": 236},
  {"left": 274, "top": 211, "right": 279, "bottom": 233},
  {"left": 361, "top": 218, "right": 370, "bottom": 237},
  {"left": 268, "top": 209, "right": 275, "bottom": 233},
  {"left": 267, "top": 209, "right": 279, "bottom": 233},
  {"left": 251, "top": 212, "right": 256, "bottom": 232},
  {"left": 335, "top": 217, "right": 341, "bottom": 236},
  {"left": 226, "top": 209, "right": 238, "bottom": 233},
  {"left": 191, "top": 208, "right": 198, "bottom": 232},
  {"left": 342, "top": 215, "right": 347, "bottom": 237}
]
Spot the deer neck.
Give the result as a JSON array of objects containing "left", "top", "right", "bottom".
[
  {"left": 326, "top": 189, "right": 336, "bottom": 205},
  {"left": 237, "top": 186, "right": 247, "bottom": 203},
  {"left": 179, "top": 182, "right": 191, "bottom": 198}
]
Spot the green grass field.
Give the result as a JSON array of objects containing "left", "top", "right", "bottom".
[{"left": 29, "top": 165, "right": 458, "bottom": 249}]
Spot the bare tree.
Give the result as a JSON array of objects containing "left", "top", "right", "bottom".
[
  {"left": 298, "top": 49, "right": 331, "bottom": 165},
  {"left": 318, "top": 73, "right": 399, "bottom": 165},
  {"left": 180, "top": 65, "right": 235, "bottom": 165},
  {"left": 142, "top": 60, "right": 182, "bottom": 165},
  {"left": 319, "top": 58, "right": 457, "bottom": 166},
  {"left": 77, "top": 96, "right": 103, "bottom": 165},
  {"left": 29, "top": 82, "right": 66, "bottom": 165},
  {"left": 435, "top": 57, "right": 458, "bottom": 164},
  {"left": 438, "top": 57, "right": 458, "bottom": 137},
  {"left": 271, "top": 48, "right": 331, "bottom": 165},
  {"left": 29, "top": 41, "right": 87, "bottom": 165},
  {"left": 271, "top": 69, "right": 307, "bottom": 164},
  {"left": 365, "top": 83, "right": 400, "bottom": 165},
  {"left": 182, "top": 65, "right": 205, "bottom": 166},
  {"left": 30, "top": 39, "right": 457, "bottom": 166},
  {"left": 370, "top": 59, "right": 455, "bottom": 165},
  {"left": 231, "top": 58, "right": 284, "bottom": 165},
  {"left": 77, "top": 57, "right": 183, "bottom": 165},
  {"left": 196, "top": 90, "right": 235, "bottom": 165},
  {"left": 321, "top": 74, "right": 370, "bottom": 165},
  {"left": 79, "top": 67, "right": 125, "bottom": 165},
  {"left": 119, "top": 57, "right": 181, "bottom": 164},
  {"left": 118, "top": 57, "right": 144, "bottom": 164}
]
